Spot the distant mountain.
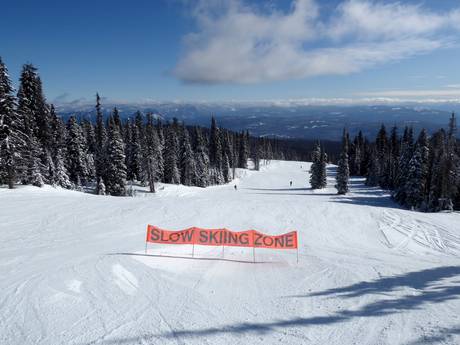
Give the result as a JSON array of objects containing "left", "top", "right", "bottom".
[{"left": 56, "top": 101, "right": 457, "bottom": 141}]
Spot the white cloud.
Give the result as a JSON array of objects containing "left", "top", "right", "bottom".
[
  {"left": 356, "top": 88, "right": 460, "bottom": 98},
  {"left": 174, "top": 0, "right": 460, "bottom": 84}
]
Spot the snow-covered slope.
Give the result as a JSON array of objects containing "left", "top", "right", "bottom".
[{"left": 1, "top": 161, "right": 459, "bottom": 345}]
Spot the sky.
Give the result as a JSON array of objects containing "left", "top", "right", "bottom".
[{"left": 3, "top": 0, "right": 460, "bottom": 104}]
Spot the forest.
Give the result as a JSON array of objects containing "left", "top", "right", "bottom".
[
  {"left": 0, "top": 59, "right": 307, "bottom": 195},
  {"left": 310, "top": 117, "right": 460, "bottom": 212}
]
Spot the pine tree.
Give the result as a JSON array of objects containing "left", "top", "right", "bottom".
[
  {"left": 375, "top": 124, "right": 389, "bottom": 188},
  {"left": 427, "top": 130, "right": 450, "bottom": 211},
  {"left": 404, "top": 129, "right": 429, "bottom": 209},
  {"left": 0, "top": 57, "right": 27, "bottom": 189},
  {"left": 127, "top": 115, "right": 143, "bottom": 181},
  {"left": 388, "top": 126, "right": 400, "bottom": 189},
  {"left": 393, "top": 127, "right": 414, "bottom": 204},
  {"left": 53, "top": 149, "right": 72, "bottom": 189},
  {"left": 445, "top": 113, "right": 459, "bottom": 209},
  {"left": 96, "top": 178, "right": 106, "bottom": 195},
  {"left": 209, "top": 116, "right": 224, "bottom": 184},
  {"left": 141, "top": 114, "right": 161, "bottom": 192},
  {"left": 94, "top": 93, "right": 107, "bottom": 189},
  {"left": 17, "top": 64, "right": 47, "bottom": 184},
  {"left": 365, "top": 150, "right": 380, "bottom": 186},
  {"left": 65, "top": 116, "right": 88, "bottom": 186},
  {"left": 180, "top": 126, "right": 197, "bottom": 186},
  {"left": 336, "top": 129, "right": 350, "bottom": 194},
  {"left": 105, "top": 116, "right": 127, "bottom": 196},
  {"left": 193, "top": 127, "right": 210, "bottom": 187},
  {"left": 163, "top": 123, "right": 181, "bottom": 184},
  {"left": 221, "top": 131, "right": 232, "bottom": 181},
  {"left": 310, "top": 141, "right": 327, "bottom": 189},
  {"left": 238, "top": 131, "right": 249, "bottom": 169},
  {"left": 30, "top": 158, "right": 44, "bottom": 187},
  {"left": 319, "top": 147, "right": 328, "bottom": 188}
]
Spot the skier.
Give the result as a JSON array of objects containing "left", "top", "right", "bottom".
[
  {"left": 290, "top": 181, "right": 292, "bottom": 187},
  {"left": 234, "top": 185, "right": 237, "bottom": 191}
]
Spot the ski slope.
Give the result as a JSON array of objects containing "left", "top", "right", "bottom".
[{"left": 1, "top": 161, "right": 460, "bottom": 345}]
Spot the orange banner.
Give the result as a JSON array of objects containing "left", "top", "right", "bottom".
[{"left": 146, "top": 225, "right": 298, "bottom": 249}]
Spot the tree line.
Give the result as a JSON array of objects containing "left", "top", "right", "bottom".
[
  {"left": 0, "top": 59, "right": 302, "bottom": 195},
  {"left": 310, "top": 117, "right": 460, "bottom": 212}
]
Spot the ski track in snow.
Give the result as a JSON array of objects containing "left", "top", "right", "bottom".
[{"left": 1, "top": 161, "right": 460, "bottom": 345}]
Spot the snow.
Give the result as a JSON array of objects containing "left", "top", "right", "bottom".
[{"left": 1, "top": 160, "right": 460, "bottom": 345}]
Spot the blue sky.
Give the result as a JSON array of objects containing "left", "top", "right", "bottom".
[{"left": 2, "top": 0, "right": 460, "bottom": 104}]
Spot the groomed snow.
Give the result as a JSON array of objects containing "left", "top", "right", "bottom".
[{"left": 1, "top": 161, "right": 459, "bottom": 345}]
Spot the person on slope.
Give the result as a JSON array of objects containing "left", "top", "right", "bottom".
[
  {"left": 234, "top": 185, "right": 237, "bottom": 191},
  {"left": 290, "top": 181, "right": 293, "bottom": 187}
]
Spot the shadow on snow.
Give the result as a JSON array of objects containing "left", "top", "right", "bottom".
[
  {"left": 85, "top": 266, "right": 460, "bottom": 344},
  {"left": 107, "top": 252, "right": 274, "bottom": 264}
]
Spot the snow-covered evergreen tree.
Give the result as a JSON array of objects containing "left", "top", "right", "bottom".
[
  {"left": 105, "top": 116, "right": 127, "bottom": 196},
  {"left": 30, "top": 158, "right": 44, "bottom": 187},
  {"left": 65, "top": 116, "right": 88, "bottom": 186},
  {"left": 163, "top": 123, "right": 181, "bottom": 184},
  {"left": 375, "top": 124, "right": 389, "bottom": 188},
  {"left": 180, "top": 126, "right": 197, "bottom": 186},
  {"left": 365, "top": 151, "right": 380, "bottom": 186},
  {"left": 96, "top": 178, "right": 106, "bottom": 195},
  {"left": 193, "top": 127, "right": 210, "bottom": 187},
  {"left": 141, "top": 114, "right": 162, "bottom": 192},
  {"left": 125, "top": 115, "right": 143, "bottom": 182},
  {"left": 404, "top": 129, "right": 429, "bottom": 209},
  {"left": 238, "top": 131, "right": 249, "bottom": 169},
  {"left": 94, "top": 93, "right": 107, "bottom": 188},
  {"left": 208, "top": 117, "right": 224, "bottom": 184},
  {"left": 393, "top": 127, "right": 414, "bottom": 204},
  {"left": 310, "top": 141, "right": 327, "bottom": 189},
  {"left": 319, "top": 147, "right": 327, "bottom": 187},
  {"left": 221, "top": 131, "right": 232, "bottom": 181},
  {"left": 388, "top": 126, "right": 400, "bottom": 189},
  {"left": 0, "top": 57, "right": 27, "bottom": 189},
  {"left": 335, "top": 130, "right": 350, "bottom": 194},
  {"left": 53, "top": 149, "right": 72, "bottom": 189}
]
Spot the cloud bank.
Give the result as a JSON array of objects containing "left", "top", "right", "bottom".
[{"left": 174, "top": 0, "right": 460, "bottom": 84}]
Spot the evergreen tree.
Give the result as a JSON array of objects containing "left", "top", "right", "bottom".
[
  {"left": 365, "top": 150, "right": 380, "bottom": 186},
  {"left": 105, "top": 117, "right": 127, "bottom": 196},
  {"left": 336, "top": 129, "right": 350, "bottom": 194},
  {"left": 82, "top": 118, "right": 96, "bottom": 154},
  {"left": 141, "top": 114, "right": 162, "bottom": 192},
  {"left": 209, "top": 116, "right": 224, "bottom": 184},
  {"left": 17, "top": 64, "right": 51, "bottom": 149},
  {"left": 65, "top": 116, "right": 88, "bottom": 186},
  {"left": 193, "top": 127, "right": 210, "bottom": 187},
  {"left": 238, "top": 131, "right": 249, "bottom": 169},
  {"left": 388, "top": 126, "right": 400, "bottom": 189},
  {"left": 393, "top": 127, "right": 414, "bottom": 204},
  {"left": 126, "top": 116, "right": 143, "bottom": 181},
  {"left": 180, "top": 126, "right": 197, "bottom": 186},
  {"left": 445, "top": 113, "right": 459, "bottom": 209},
  {"left": 94, "top": 93, "right": 107, "bottom": 189},
  {"left": 17, "top": 64, "right": 47, "bottom": 184},
  {"left": 53, "top": 149, "right": 72, "bottom": 189},
  {"left": 221, "top": 131, "right": 232, "bottom": 181},
  {"left": 163, "top": 124, "right": 181, "bottom": 184},
  {"left": 0, "top": 57, "right": 27, "bottom": 188},
  {"left": 310, "top": 142, "right": 327, "bottom": 189},
  {"left": 404, "top": 129, "right": 429, "bottom": 209},
  {"left": 319, "top": 147, "right": 328, "bottom": 188},
  {"left": 155, "top": 119, "right": 165, "bottom": 182},
  {"left": 96, "top": 178, "right": 106, "bottom": 195},
  {"left": 375, "top": 124, "right": 389, "bottom": 188}
]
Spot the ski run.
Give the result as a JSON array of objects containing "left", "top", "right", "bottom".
[{"left": 1, "top": 160, "right": 460, "bottom": 345}]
